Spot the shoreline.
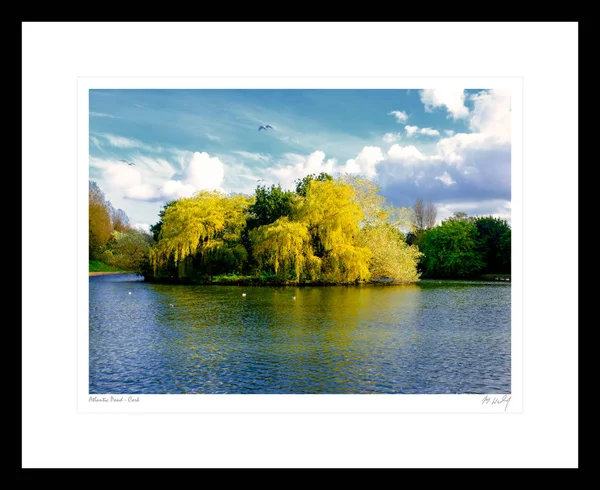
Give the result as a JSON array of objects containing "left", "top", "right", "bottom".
[{"left": 89, "top": 271, "right": 132, "bottom": 276}]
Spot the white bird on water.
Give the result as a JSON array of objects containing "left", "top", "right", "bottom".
[{"left": 128, "top": 292, "right": 132, "bottom": 295}]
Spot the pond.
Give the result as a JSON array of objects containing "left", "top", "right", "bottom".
[{"left": 89, "top": 274, "right": 511, "bottom": 394}]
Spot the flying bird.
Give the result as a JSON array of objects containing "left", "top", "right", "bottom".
[
  {"left": 258, "top": 125, "right": 273, "bottom": 131},
  {"left": 119, "top": 159, "right": 136, "bottom": 166}
]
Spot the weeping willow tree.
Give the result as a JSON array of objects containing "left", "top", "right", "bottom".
[
  {"left": 250, "top": 217, "right": 320, "bottom": 282},
  {"left": 148, "top": 190, "right": 253, "bottom": 278},
  {"left": 144, "top": 175, "right": 422, "bottom": 284},
  {"left": 340, "top": 174, "right": 422, "bottom": 282},
  {"left": 296, "top": 178, "right": 372, "bottom": 283},
  {"left": 356, "top": 223, "right": 422, "bottom": 282}
]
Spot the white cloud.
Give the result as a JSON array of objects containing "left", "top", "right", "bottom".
[
  {"left": 271, "top": 151, "right": 337, "bottom": 190},
  {"left": 279, "top": 135, "right": 301, "bottom": 144},
  {"left": 383, "top": 132, "right": 402, "bottom": 143},
  {"left": 388, "top": 110, "right": 408, "bottom": 123},
  {"left": 435, "top": 132, "right": 490, "bottom": 165},
  {"left": 405, "top": 125, "right": 419, "bottom": 137},
  {"left": 132, "top": 223, "right": 151, "bottom": 234},
  {"left": 469, "top": 89, "right": 511, "bottom": 143},
  {"left": 131, "top": 154, "right": 176, "bottom": 179},
  {"left": 387, "top": 144, "right": 429, "bottom": 165},
  {"left": 91, "top": 151, "right": 227, "bottom": 202},
  {"left": 157, "top": 180, "right": 196, "bottom": 200},
  {"left": 435, "top": 199, "right": 511, "bottom": 224},
  {"left": 444, "top": 129, "right": 454, "bottom": 136},
  {"left": 90, "top": 112, "right": 118, "bottom": 118},
  {"left": 103, "top": 161, "right": 144, "bottom": 190},
  {"left": 101, "top": 134, "right": 144, "bottom": 148},
  {"left": 99, "top": 133, "right": 161, "bottom": 152},
  {"left": 233, "top": 151, "right": 270, "bottom": 162},
  {"left": 436, "top": 171, "right": 456, "bottom": 185},
  {"left": 420, "top": 127, "right": 440, "bottom": 137},
  {"left": 90, "top": 136, "right": 102, "bottom": 151},
  {"left": 343, "top": 146, "right": 385, "bottom": 178},
  {"left": 420, "top": 89, "right": 469, "bottom": 119},
  {"left": 180, "top": 151, "right": 225, "bottom": 190},
  {"left": 124, "top": 184, "right": 160, "bottom": 201}
]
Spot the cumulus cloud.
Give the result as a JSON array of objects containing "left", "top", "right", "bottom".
[
  {"left": 387, "top": 144, "right": 429, "bottom": 164},
  {"left": 383, "top": 132, "right": 402, "bottom": 143},
  {"left": 363, "top": 87, "right": 511, "bottom": 216},
  {"left": 420, "top": 127, "right": 440, "bottom": 137},
  {"left": 343, "top": 146, "right": 385, "bottom": 179},
  {"left": 444, "top": 129, "right": 454, "bottom": 136},
  {"left": 388, "top": 110, "right": 408, "bottom": 123},
  {"left": 468, "top": 89, "right": 511, "bottom": 143},
  {"left": 405, "top": 125, "right": 419, "bottom": 137},
  {"left": 157, "top": 151, "right": 226, "bottom": 200},
  {"left": 90, "top": 151, "right": 227, "bottom": 203},
  {"left": 420, "top": 89, "right": 469, "bottom": 119},
  {"left": 271, "top": 151, "right": 337, "bottom": 190},
  {"left": 186, "top": 152, "right": 225, "bottom": 190}
]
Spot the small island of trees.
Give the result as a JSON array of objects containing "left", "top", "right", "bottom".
[{"left": 89, "top": 174, "right": 511, "bottom": 285}]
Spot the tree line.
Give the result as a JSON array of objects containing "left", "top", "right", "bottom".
[
  {"left": 89, "top": 181, "right": 153, "bottom": 273},
  {"left": 89, "top": 176, "right": 511, "bottom": 282}
]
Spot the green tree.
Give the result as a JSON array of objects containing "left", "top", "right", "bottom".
[
  {"left": 420, "top": 219, "right": 485, "bottom": 278},
  {"left": 474, "top": 216, "right": 511, "bottom": 274},
  {"left": 295, "top": 172, "right": 333, "bottom": 197},
  {"left": 149, "top": 200, "right": 177, "bottom": 242},
  {"left": 106, "top": 229, "right": 153, "bottom": 273},
  {"left": 247, "top": 183, "right": 294, "bottom": 229},
  {"left": 446, "top": 211, "right": 472, "bottom": 223}
]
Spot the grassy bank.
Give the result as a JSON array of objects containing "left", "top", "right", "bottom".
[
  {"left": 89, "top": 260, "right": 126, "bottom": 274},
  {"left": 144, "top": 272, "right": 419, "bottom": 286}
]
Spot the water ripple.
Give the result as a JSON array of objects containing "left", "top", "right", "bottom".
[{"left": 89, "top": 277, "right": 511, "bottom": 394}]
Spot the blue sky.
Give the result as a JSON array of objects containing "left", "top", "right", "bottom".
[{"left": 89, "top": 88, "right": 511, "bottom": 232}]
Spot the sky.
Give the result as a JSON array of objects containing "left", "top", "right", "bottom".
[{"left": 89, "top": 88, "right": 511, "bottom": 233}]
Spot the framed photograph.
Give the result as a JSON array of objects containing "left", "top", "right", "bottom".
[
  {"left": 23, "top": 22, "right": 577, "bottom": 469},
  {"left": 79, "top": 78, "right": 522, "bottom": 414}
]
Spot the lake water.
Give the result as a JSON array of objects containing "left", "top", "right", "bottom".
[{"left": 89, "top": 274, "right": 511, "bottom": 394}]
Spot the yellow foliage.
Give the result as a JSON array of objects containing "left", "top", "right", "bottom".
[
  {"left": 294, "top": 179, "right": 373, "bottom": 283},
  {"left": 297, "top": 179, "right": 362, "bottom": 249},
  {"left": 340, "top": 174, "right": 414, "bottom": 233},
  {"left": 149, "top": 190, "right": 252, "bottom": 273},
  {"left": 357, "top": 224, "right": 423, "bottom": 282},
  {"left": 250, "top": 217, "right": 318, "bottom": 282}
]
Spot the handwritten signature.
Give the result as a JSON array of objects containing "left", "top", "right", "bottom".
[{"left": 481, "top": 394, "right": 511, "bottom": 411}]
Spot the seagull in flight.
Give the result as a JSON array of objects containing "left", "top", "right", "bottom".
[
  {"left": 119, "top": 159, "right": 136, "bottom": 166},
  {"left": 258, "top": 125, "right": 273, "bottom": 131}
]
